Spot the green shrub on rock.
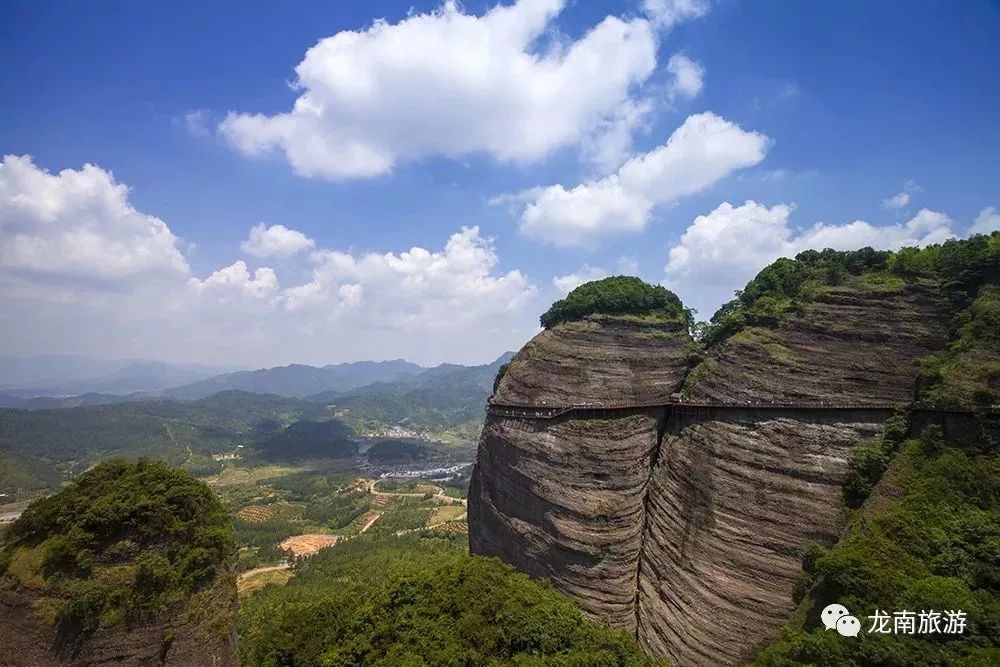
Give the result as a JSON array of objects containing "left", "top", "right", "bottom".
[{"left": 540, "top": 276, "right": 691, "bottom": 329}]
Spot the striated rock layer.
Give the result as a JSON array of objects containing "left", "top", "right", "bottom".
[
  {"left": 470, "top": 412, "right": 662, "bottom": 629},
  {"left": 0, "top": 568, "right": 237, "bottom": 667},
  {"left": 469, "top": 282, "right": 955, "bottom": 666},
  {"left": 637, "top": 410, "right": 884, "bottom": 665},
  {"left": 686, "top": 281, "right": 951, "bottom": 403},
  {"left": 494, "top": 315, "right": 692, "bottom": 405},
  {"left": 470, "top": 314, "right": 692, "bottom": 631}
]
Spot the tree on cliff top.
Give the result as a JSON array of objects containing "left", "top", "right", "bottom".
[
  {"left": 540, "top": 276, "right": 691, "bottom": 329},
  {"left": 0, "top": 458, "right": 235, "bottom": 650}
]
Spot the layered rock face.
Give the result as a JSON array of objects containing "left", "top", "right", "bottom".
[
  {"left": 0, "top": 569, "right": 237, "bottom": 666},
  {"left": 686, "top": 280, "right": 951, "bottom": 403},
  {"left": 469, "top": 282, "right": 955, "bottom": 666},
  {"left": 493, "top": 315, "right": 692, "bottom": 405},
  {"left": 637, "top": 412, "right": 882, "bottom": 665},
  {"left": 469, "top": 314, "right": 692, "bottom": 630}
]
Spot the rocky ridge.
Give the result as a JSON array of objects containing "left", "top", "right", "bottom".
[{"left": 469, "top": 279, "right": 955, "bottom": 666}]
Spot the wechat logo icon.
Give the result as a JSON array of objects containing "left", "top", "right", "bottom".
[{"left": 822, "top": 603, "right": 861, "bottom": 638}]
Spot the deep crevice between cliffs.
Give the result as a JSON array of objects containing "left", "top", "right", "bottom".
[{"left": 632, "top": 408, "right": 670, "bottom": 642}]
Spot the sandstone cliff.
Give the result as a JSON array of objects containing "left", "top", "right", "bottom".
[
  {"left": 469, "top": 314, "right": 692, "bottom": 630},
  {"left": 469, "top": 279, "right": 955, "bottom": 666}
]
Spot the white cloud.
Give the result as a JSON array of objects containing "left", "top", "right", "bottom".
[
  {"left": 664, "top": 200, "right": 957, "bottom": 317},
  {"left": 666, "top": 53, "right": 704, "bottom": 100},
  {"left": 0, "top": 155, "right": 539, "bottom": 365},
  {"left": 553, "top": 265, "right": 610, "bottom": 295},
  {"left": 183, "top": 110, "right": 211, "bottom": 137},
  {"left": 0, "top": 154, "right": 189, "bottom": 285},
  {"left": 508, "top": 112, "right": 770, "bottom": 246},
  {"left": 882, "top": 180, "right": 921, "bottom": 210},
  {"left": 241, "top": 223, "right": 315, "bottom": 258},
  {"left": 580, "top": 97, "right": 654, "bottom": 172},
  {"left": 187, "top": 260, "right": 280, "bottom": 302},
  {"left": 971, "top": 206, "right": 1000, "bottom": 235},
  {"left": 287, "top": 226, "right": 535, "bottom": 329},
  {"left": 219, "top": 0, "right": 664, "bottom": 181},
  {"left": 882, "top": 191, "right": 910, "bottom": 210},
  {"left": 643, "top": 0, "right": 711, "bottom": 27}
]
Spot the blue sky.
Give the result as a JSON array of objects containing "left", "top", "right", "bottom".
[{"left": 1, "top": 0, "right": 998, "bottom": 367}]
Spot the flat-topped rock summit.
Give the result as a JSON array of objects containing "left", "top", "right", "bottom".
[{"left": 468, "top": 245, "right": 988, "bottom": 665}]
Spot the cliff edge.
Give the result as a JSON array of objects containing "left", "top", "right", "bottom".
[{"left": 468, "top": 250, "right": 975, "bottom": 665}]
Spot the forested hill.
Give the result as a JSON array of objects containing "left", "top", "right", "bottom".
[
  {"left": 0, "top": 459, "right": 238, "bottom": 664},
  {"left": 0, "top": 392, "right": 345, "bottom": 496},
  {"left": 162, "top": 359, "right": 424, "bottom": 400},
  {"left": 308, "top": 352, "right": 514, "bottom": 437},
  {"left": 238, "top": 533, "right": 661, "bottom": 666}
]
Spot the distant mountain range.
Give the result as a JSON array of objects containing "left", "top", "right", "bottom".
[
  {"left": 161, "top": 359, "right": 425, "bottom": 400},
  {"left": 0, "top": 354, "right": 513, "bottom": 417},
  {"left": 312, "top": 352, "right": 514, "bottom": 434},
  {"left": 0, "top": 356, "right": 242, "bottom": 397}
]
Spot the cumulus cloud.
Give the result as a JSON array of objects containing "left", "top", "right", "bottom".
[
  {"left": 241, "top": 223, "right": 315, "bottom": 258},
  {"left": 882, "top": 180, "right": 921, "bottom": 211},
  {"left": 219, "top": 0, "right": 666, "bottom": 181},
  {"left": 0, "top": 155, "right": 539, "bottom": 365},
  {"left": 187, "top": 261, "right": 280, "bottom": 302},
  {"left": 286, "top": 226, "right": 535, "bottom": 329},
  {"left": 971, "top": 206, "right": 1000, "bottom": 235},
  {"left": 643, "top": 0, "right": 711, "bottom": 27},
  {"left": 553, "top": 265, "right": 610, "bottom": 295},
  {"left": 882, "top": 191, "right": 910, "bottom": 210},
  {"left": 664, "top": 200, "right": 957, "bottom": 317},
  {"left": 666, "top": 54, "right": 704, "bottom": 100},
  {"left": 0, "top": 154, "right": 189, "bottom": 285},
  {"left": 506, "top": 112, "right": 770, "bottom": 246}
]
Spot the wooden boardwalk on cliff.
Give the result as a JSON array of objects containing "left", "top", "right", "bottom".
[{"left": 485, "top": 398, "right": 1000, "bottom": 421}]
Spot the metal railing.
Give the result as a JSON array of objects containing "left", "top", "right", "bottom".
[{"left": 484, "top": 398, "right": 999, "bottom": 421}]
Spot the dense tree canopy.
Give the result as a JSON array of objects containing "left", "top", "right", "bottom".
[
  {"left": 253, "top": 418, "right": 357, "bottom": 461},
  {"left": 540, "top": 276, "right": 691, "bottom": 329},
  {"left": 756, "top": 422, "right": 1000, "bottom": 666},
  {"left": 702, "top": 232, "right": 1000, "bottom": 347},
  {"left": 0, "top": 459, "right": 234, "bottom": 647},
  {"left": 239, "top": 534, "right": 662, "bottom": 666}
]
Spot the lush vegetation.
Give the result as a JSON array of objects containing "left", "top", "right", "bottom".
[
  {"left": 0, "top": 391, "right": 331, "bottom": 494},
  {"left": 756, "top": 420, "right": 1000, "bottom": 666},
  {"left": 367, "top": 439, "right": 430, "bottom": 461},
  {"left": 315, "top": 355, "right": 510, "bottom": 442},
  {"left": 540, "top": 276, "right": 692, "bottom": 329},
  {"left": 239, "top": 533, "right": 661, "bottom": 666},
  {"left": 917, "top": 285, "right": 1000, "bottom": 407},
  {"left": 701, "top": 232, "right": 1000, "bottom": 347},
  {"left": 253, "top": 419, "right": 357, "bottom": 461},
  {"left": 0, "top": 459, "right": 234, "bottom": 649},
  {"left": 0, "top": 391, "right": 367, "bottom": 495}
]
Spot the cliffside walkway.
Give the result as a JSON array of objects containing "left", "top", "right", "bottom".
[{"left": 485, "top": 398, "right": 1000, "bottom": 421}]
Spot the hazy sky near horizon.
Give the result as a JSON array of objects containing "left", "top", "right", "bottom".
[{"left": 2, "top": 0, "right": 998, "bottom": 366}]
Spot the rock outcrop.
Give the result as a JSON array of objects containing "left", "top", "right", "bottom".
[
  {"left": 469, "top": 281, "right": 955, "bottom": 666},
  {"left": 469, "top": 314, "right": 692, "bottom": 630},
  {"left": 685, "top": 280, "right": 951, "bottom": 403},
  {"left": 0, "top": 568, "right": 237, "bottom": 667}
]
